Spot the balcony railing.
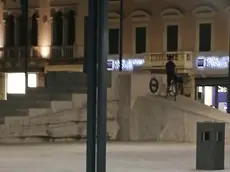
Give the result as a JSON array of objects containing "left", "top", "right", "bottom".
[
  {"left": 0, "top": 46, "right": 80, "bottom": 71},
  {"left": 141, "top": 51, "right": 193, "bottom": 72}
]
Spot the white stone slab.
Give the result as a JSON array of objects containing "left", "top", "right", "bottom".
[
  {"left": 21, "top": 125, "right": 48, "bottom": 137},
  {"left": 51, "top": 101, "right": 73, "bottom": 112},
  {"left": 4, "top": 116, "right": 28, "bottom": 126},
  {"left": 28, "top": 108, "right": 53, "bottom": 117},
  {"left": 107, "top": 120, "right": 120, "bottom": 140},
  {"left": 48, "top": 122, "right": 80, "bottom": 138},
  {"left": 72, "top": 93, "right": 87, "bottom": 108}
]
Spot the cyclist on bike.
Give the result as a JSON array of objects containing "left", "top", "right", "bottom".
[{"left": 165, "top": 55, "right": 176, "bottom": 94}]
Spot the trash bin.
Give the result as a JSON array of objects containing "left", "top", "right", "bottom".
[{"left": 196, "top": 122, "right": 225, "bottom": 170}]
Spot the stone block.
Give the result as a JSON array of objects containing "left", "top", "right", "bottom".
[
  {"left": 78, "top": 102, "right": 118, "bottom": 122},
  {"left": 48, "top": 122, "right": 80, "bottom": 138},
  {"left": 48, "top": 109, "right": 79, "bottom": 124},
  {"left": 72, "top": 93, "right": 87, "bottom": 108},
  {"left": 54, "top": 138, "right": 77, "bottom": 142},
  {"left": 0, "top": 125, "right": 22, "bottom": 138},
  {"left": 51, "top": 101, "right": 73, "bottom": 112},
  {"left": 4, "top": 116, "right": 28, "bottom": 126},
  {"left": 107, "top": 120, "right": 120, "bottom": 140},
  {"left": 107, "top": 101, "right": 118, "bottom": 119},
  {"left": 0, "top": 138, "right": 22, "bottom": 144},
  {"left": 25, "top": 109, "right": 80, "bottom": 125},
  {"left": 28, "top": 108, "right": 53, "bottom": 117},
  {"left": 21, "top": 125, "right": 48, "bottom": 137},
  {"left": 78, "top": 122, "right": 86, "bottom": 138},
  {"left": 78, "top": 120, "right": 120, "bottom": 140},
  {"left": 24, "top": 137, "right": 47, "bottom": 143}
]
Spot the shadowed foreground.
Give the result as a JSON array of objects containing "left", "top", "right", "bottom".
[{"left": 0, "top": 143, "right": 230, "bottom": 172}]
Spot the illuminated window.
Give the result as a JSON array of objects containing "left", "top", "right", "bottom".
[{"left": 7, "top": 73, "right": 37, "bottom": 94}]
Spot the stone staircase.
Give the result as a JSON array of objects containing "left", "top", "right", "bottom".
[{"left": 0, "top": 87, "right": 119, "bottom": 143}]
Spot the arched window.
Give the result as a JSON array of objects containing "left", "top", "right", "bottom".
[
  {"left": 129, "top": 10, "right": 151, "bottom": 54},
  {"left": 18, "top": 14, "right": 25, "bottom": 46},
  {"left": 5, "top": 14, "right": 15, "bottom": 47},
  {"left": 160, "top": 8, "right": 183, "bottom": 19},
  {"left": 192, "top": 6, "right": 216, "bottom": 18},
  {"left": 67, "top": 10, "right": 75, "bottom": 45},
  {"left": 52, "top": 11, "right": 63, "bottom": 45},
  {"left": 31, "top": 12, "right": 38, "bottom": 46}
]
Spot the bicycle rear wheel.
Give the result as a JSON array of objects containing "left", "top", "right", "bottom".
[{"left": 169, "top": 82, "right": 177, "bottom": 101}]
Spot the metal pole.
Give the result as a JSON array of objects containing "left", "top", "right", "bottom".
[
  {"left": 228, "top": 18, "right": 230, "bottom": 113},
  {"left": 119, "top": 0, "right": 123, "bottom": 71},
  {"left": 97, "top": 0, "right": 108, "bottom": 171},
  {"left": 86, "top": 0, "right": 98, "bottom": 171},
  {"left": 228, "top": 27, "right": 230, "bottom": 113},
  {"left": 22, "top": 0, "right": 28, "bottom": 91}
]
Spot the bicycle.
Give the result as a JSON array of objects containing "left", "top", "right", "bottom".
[{"left": 166, "top": 79, "right": 184, "bottom": 101}]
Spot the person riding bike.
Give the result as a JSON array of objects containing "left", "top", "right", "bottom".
[
  {"left": 165, "top": 55, "right": 184, "bottom": 95},
  {"left": 165, "top": 55, "right": 177, "bottom": 94}
]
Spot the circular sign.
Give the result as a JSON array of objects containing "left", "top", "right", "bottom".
[{"left": 149, "top": 77, "right": 159, "bottom": 94}]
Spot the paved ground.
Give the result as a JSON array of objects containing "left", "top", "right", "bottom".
[{"left": 0, "top": 142, "right": 229, "bottom": 172}]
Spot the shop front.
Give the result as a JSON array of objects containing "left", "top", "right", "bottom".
[
  {"left": 195, "top": 84, "right": 227, "bottom": 112},
  {"left": 195, "top": 52, "right": 229, "bottom": 112}
]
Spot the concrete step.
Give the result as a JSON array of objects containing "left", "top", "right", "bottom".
[
  {"left": 0, "top": 109, "right": 28, "bottom": 124},
  {"left": 26, "top": 87, "right": 87, "bottom": 94},
  {"left": 51, "top": 101, "right": 73, "bottom": 112},
  {"left": 28, "top": 108, "right": 53, "bottom": 117},
  {"left": 0, "top": 100, "right": 51, "bottom": 108},
  {"left": 0, "top": 109, "right": 28, "bottom": 117},
  {"left": 7, "top": 93, "right": 72, "bottom": 101},
  {"left": 5, "top": 116, "right": 28, "bottom": 126}
]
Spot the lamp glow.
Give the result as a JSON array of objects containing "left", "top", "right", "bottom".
[{"left": 40, "top": 46, "right": 50, "bottom": 58}]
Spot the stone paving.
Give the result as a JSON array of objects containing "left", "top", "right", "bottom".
[{"left": 0, "top": 142, "right": 230, "bottom": 172}]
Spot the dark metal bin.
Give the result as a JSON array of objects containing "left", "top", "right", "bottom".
[{"left": 196, "top": 122, "right": 225, "bottom": 170}]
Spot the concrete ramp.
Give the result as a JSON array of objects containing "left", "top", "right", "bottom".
[{"left": 130, "top": 95, "right": 230, "bottom": 143}]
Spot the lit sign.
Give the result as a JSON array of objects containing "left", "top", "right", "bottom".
[
  {"left": 196, "top": 56, "right": 229, "bottom": 69},
  {"left": 107, "top": 59, "right": 145, "bottom": 71},
  {"left": 224, "top": 102, "right": 227, "bottom": 110},
  {"left": 107, "top": 60, "right": 114, "bottom": 71},
  {"left": 218, "top": 86, "right": 227, "bottom": 93}
]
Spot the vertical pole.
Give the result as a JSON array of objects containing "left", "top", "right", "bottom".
[
  {"left": 119, "top": 0, "right": 123, "bottom": 71},
  {"left": 228, "top": 18, "right": 230, "bottom": 113},
  {"left": 22, "top": 0, "right": 28, "bottom": 91},
  {"left": 97, "top": 0, "right": 108, "bottom": 171},
  {"left": 86, "top": 0, "right": 97, "bottom": 171},
  {"left": 215, "top": 85, "right": 219, "bottom": 109}
]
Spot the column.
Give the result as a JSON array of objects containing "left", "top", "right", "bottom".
[
  {"left": 0, "top": 73, "right": 6, "bottom": 100},
  {"left": 28, "top": 15, "right": 33, "bottom": 46},
  {"left": 75, "top": 1, "right": 87, "bottom": 57},
  {"left": 0, "top": 2, "right": 4, "bottom": 48},
  {"left": 190, "top": 76, "right": 195, "bottom": 100},
  {"left": 38, "top": 0, "right": 51, "bottom": 58},
  {"left": 37, "top": 72, "right": 45, "bottom": 87},
  {"left": 14, "top": 16, "right": 18, "bottom": 46}
]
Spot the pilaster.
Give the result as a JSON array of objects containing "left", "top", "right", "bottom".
[
  {"left": 38, "top": 0, "right": 51, "bottom": 58},
  {"left": 75, "top": 1, "right": 87, "bottom": 58},
  {"left": 0, "top": 2, "right": 4, "bottom": 48}
]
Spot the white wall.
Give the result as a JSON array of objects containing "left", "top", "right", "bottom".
[
  {"left": 204, "top": 86, "right": 213, "bottom": 106},
  {"left": 7, "top": 73, "right": 37, "bottom": 94}
]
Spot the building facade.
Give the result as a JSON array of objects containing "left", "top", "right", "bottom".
[{"left": 0, "top": 0, "right": 230, "bottom": 110}]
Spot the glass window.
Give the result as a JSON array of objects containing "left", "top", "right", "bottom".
[
  {"left": 135, "top": 27, "right": 146, "bottom": 54},
  {"left": 109, "top": 28, "right": 119, "bottom": 54},
  {"left": 199, "top": 23, "right": 212, "bottom": 52},
  {"left": 166, "top": 25, "right": 178, "bottom": 52}
]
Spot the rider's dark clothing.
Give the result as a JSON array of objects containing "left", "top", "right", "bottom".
[{"left": 165, "top": 60, "right": 176, "bottom": 86}]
